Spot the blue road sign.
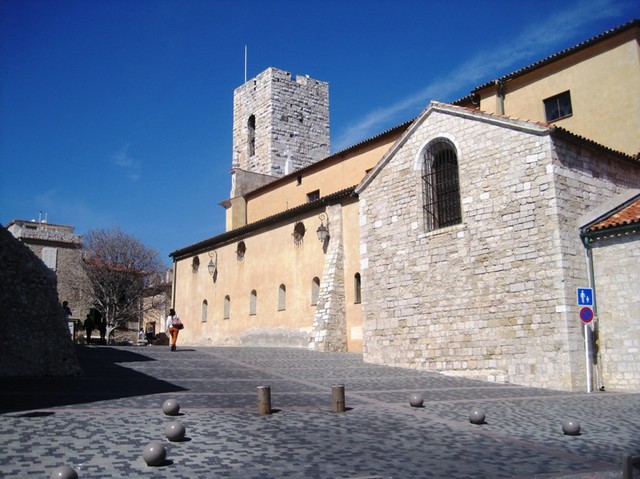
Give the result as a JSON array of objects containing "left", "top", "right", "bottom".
[{"left": 577, "top": 288, "right": 593, "bottom": 306}]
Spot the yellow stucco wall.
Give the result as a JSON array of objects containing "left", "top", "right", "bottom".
[
  {"left": 342, "top": 199, "right": 363, "bottom": 351},
  {"left": 173, "top": 208, "right": 344, "bottom": 347},
  {"left": 245, "top": 136, "right": 400, "bottom": 224},
  {"left": 478, "top": 30, "right": 639, "bottom": 156}
]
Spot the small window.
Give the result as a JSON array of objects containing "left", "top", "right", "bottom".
[
  {"left": 250, "top": 290, "right": 257, "bottom": 316},
  {"left": 307, "top": 190, "right": 320, "bottom": 202},
  {"left": 236, "top": 241, "right": 246, "bottom": 261},
  {"left": 311, "top": 277, "right": 320, "bottom": 305},
  {"left": 42, "top": 247, "right": 57, "bottom": 271},
  {"left": 297, "top": 175, "right": 302, "bottom": 185},
  {"left": 248, "top": 115, "right": 256, "bottom": 157},
  {"left": 544, "top": 91, "right": 572, "bottom": 122},
  {"left": 354, "top": 273, "right": 361, "bottom": 304},
  {"left": 201, "top": 300, "right": 208, "bottom": 322},
  {"left": 192, "top": 256, "right": 200, "bottom": 272},
  {"left": 223, "top": 295, "right": 231, "bottom": 319},
  {"left": 278, "top": 284, "right": 286, "bottom": 311}
]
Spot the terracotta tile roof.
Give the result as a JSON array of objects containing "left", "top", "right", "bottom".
[
  {"left": 586, "top": 196, "right": 640, "bottom": 232},
  {"left": 170, "top": 186, "right": 356, "bottom": 258}
]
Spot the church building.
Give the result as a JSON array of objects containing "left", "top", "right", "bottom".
[{"left": 170, "top": 20, "right": 640, "bottom": 391}]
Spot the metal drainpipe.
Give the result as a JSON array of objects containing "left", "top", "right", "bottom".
[
  {"left": 496, "top": 80, "right": 505, "bottom": 115},
  {"left": 581, "top": 233, "right": 597, "bottom": 392}
]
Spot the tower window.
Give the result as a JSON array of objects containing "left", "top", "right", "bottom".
[
  {"left": 544, "top": 91, "right": 572, "bottom": 122},
  {"left": 248, "top": 115, "right": 256, "bottom": 157},
  {"left": 354, "top": 273, "right": 361, "bottom": 304}
]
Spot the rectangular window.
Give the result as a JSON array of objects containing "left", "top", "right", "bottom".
[
  {"left": 307, "top": 190, "right": 320, "bottom": 202},
  {"left": 42, "top": 247, "right": 57, "bottom": 271},
  {"left": 544, "top": 91, "right": 572, "bottom": 122}
]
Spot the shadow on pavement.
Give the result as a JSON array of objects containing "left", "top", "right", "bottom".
[{"left": 0, "top": 345, "right": 186, "bottom": 414}]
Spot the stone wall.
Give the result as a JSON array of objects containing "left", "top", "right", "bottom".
[
  {"left": 309, "top": 203, "right": 347, "bottom": 351},
  {"left": 0, "top": 226, "right": 81, "bottom": 376},
  {"left": 590, "top": 231, "right": 640, "bottom": 390},
  {"left": 233, "top": 67, "right": 330, "bottom": 177},
  {"left": 358, "top": 104, "right": 640, "bottom": 391}
]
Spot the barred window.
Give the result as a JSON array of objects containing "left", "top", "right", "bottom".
[{"left": 422, "top": 139, "right": 462, "bottom": 231}]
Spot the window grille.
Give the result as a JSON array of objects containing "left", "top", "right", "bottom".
[{"left": 422, "top": 140, "right": 462, "bottom": 231}]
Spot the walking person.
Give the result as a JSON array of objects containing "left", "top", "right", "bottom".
[{"left": 166, "top": 309, "right": 183, "bottom": 351}]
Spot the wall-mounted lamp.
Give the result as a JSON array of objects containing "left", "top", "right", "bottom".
[
  {"left": 207, "top": 250, "right": 217, "bottom": 276},
  {"left": 316, "top": 213, "right": 329, "bottom": 242}
]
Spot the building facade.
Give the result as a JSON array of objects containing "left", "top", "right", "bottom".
[
  {"left": 6, "top": 219, "right": 91, "bottom": 327},
  {"left": 171, "top": 20, "right": 640, "bottom": 391}
]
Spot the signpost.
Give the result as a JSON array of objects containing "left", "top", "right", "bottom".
[{"left": 577, "top": 287, "right": 595, "bottom": 393}]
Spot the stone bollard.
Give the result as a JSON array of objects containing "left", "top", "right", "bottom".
[
  {"left": 257, "top": 385, "right": 272, "bottom": 415},
  {"left": 332, "top": 384, "right": 346, "bottom": 413}
]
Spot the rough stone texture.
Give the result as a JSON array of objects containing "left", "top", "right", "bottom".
[
  {"left": 358, "top": 103, "right": 640, "bottom": 391},
  {"left": 309, "top": 203, "right": 348, "bottom": 352},
  {"left": 589, "top": 231, "right": 640, "bottom": 390},
  {"left": 0, "top": 226, "right": 81, "bottom": 376},
  {"left": 232, "top": 67, "right": 329, "bottom": 181},
  {"left": 6, "top": 221, "right": 92, "bottom": 327}
]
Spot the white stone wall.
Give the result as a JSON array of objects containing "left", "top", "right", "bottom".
[
  {"left": 233, "top": 67, "right": 329, "bottom": 178},
  {"left": 590, "top": 232, "right": 640, "bottom": 391},
  {"left": 359, "top": 105, "right": 640, "bottom": 391}
]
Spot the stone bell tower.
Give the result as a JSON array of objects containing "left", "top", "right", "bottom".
[{"left": 230, "top": 67, "right": 330, "bottom": 198}]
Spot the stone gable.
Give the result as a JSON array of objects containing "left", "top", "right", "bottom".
[{"left": 358, "top": 104, "right": 640, "bottom": 391}]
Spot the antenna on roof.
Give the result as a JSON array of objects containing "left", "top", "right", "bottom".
[{"left": 244, "top": 45, "right": 248, "bottom": 83}]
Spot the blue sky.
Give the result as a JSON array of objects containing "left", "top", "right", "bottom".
[{"left": 1, "top": 0, "right": 638, "bottom": 266}]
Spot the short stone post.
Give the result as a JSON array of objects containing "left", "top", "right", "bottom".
[
  {"left": 257, "top": 385, "right": 272, "bottom": 415},
  {"left": 332, "top": 384, "right": 345, "bottom": 413}
]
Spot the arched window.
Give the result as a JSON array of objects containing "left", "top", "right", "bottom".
[
  {"left": 192, "top": 256, "right": 200, "bottom": 272},
  {"left": 422, "top": 139, "right": 462, "bottom": 231},
  {"left": 201, "top": 300, "right": 208, "bottom": 322},
  {"left": 354, "top": 273, "right": 361, "bottom": 304},
  {"left": 248, "top": 115, "right": 256, "bottom": 157},
  {"left": 278, "top": 284, "right": 286, "bottom": 311},
  {"left": 250, "top": 290, "right": 257, "bottom": 316},
  {"left": 311, "top": 277, "right": 320, "bottom": 305},
  {"left": 223, "top": 295, "right": 231, "bottom": 319}
]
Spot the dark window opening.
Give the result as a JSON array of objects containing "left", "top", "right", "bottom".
[
  {"left": 544, "top": 91, "right": 572, "bottom": 122},
  {"left": 423, "top": 140, "right": 462, "bottom": 231}
]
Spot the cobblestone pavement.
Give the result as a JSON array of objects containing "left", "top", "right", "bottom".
[{"left": 1, "top": 345, "right": 639, "bottom": 478}]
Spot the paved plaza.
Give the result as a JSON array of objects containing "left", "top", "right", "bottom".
[{"left": 1, "top": 345, "right": 639, "bottom": 478}]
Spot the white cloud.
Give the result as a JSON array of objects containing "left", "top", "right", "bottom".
[
  {"left": 112, "top": 144, "right": 142, "bottom": 182},
  {"left": 334, "top": 0, "right": 627, "bottom": 150}
]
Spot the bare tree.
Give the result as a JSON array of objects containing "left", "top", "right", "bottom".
[{"left": 81, "top": 227, "right": 166, "bottom": 343}]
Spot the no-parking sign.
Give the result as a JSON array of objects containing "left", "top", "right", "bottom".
[{"left": 579, "top": 306, "right": 594, "bottom": 323}]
